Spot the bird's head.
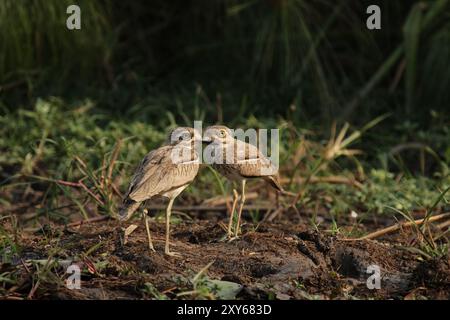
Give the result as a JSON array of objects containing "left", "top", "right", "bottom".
[
  {"left": 167, "top": 127, "right": 202, "bottom": 148},
  {"left": 203, "top": 125, "right": 233, "bottom": 144}
]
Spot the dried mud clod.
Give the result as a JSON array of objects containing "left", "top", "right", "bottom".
[{"left": 412, "top": 258, "right": 450, "bottom": 288}]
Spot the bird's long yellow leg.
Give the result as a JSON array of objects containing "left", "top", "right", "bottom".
[
  {"left": 234, "top": 179, "right": 246, "bottom": 238},
  {"left": 227, "top": 189, "right": 239, "bottom": 238},
  {"left": 164, "top": 198, "right": 180, "bottom": 257},
  {"left": 142, "top": 209, "right": 155, "bottom": 252}
]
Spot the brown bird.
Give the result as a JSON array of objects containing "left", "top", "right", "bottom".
[
  {"left": 119, "top": 127, "right": 201, "bottom": 256},
  {"left": 203, "top": 125, "right": 283, "bottom": 239}
]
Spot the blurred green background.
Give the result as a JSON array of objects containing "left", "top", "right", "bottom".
[{"left": 1, "top": 0, "right": 449, "bottom": 124}]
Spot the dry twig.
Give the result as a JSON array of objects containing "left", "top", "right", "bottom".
[{"left": 344, "top": 212, "right": 450, "bottom": 241}]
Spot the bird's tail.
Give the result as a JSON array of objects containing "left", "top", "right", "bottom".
[
  {"left": 264, "top": 175, "right": 284, "bottom": 192},
  {"left": 264, "top": 175, "right": 297, "bottom": 197},
  {"left": 118, "top": 198, "right": 141, "bottom": 221}
]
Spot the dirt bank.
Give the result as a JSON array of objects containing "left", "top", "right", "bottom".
[{"left": 2, "top": 216, "right": 448, "bottom": 300}]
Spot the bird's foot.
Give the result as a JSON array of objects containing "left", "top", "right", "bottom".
[
  {"left": 165, "top": 250, "right": 182, "bottom": 258},
  {"left": 122, "top": 224, "right": 138, "bottom": 245},
  {"left": 148, "top": 245, "right": 156, "bottom": 253},
  {"left": 227, "top": 236, "right": 239, "bottom": 242}
]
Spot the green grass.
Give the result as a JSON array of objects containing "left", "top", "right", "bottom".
[
  {"left": 1, "top": 98, "right": 448, "bottom": 228},
  {"left": 0, "top": 215, "right": 21, "bottom": 264}
]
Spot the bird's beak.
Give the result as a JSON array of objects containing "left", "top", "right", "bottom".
[{"left": 202, "top": 137, "right": 212, "bottom": 144}]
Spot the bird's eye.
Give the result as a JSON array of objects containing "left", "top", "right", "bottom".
[{"left": 220, "top": 130, "right": 226, "bottom": 137}]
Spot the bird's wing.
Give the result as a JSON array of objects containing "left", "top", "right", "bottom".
[
  {"left": 234, "top": 139, "right": 260, "bottom": 161},
  {"left": 125, "top": 146, "right": 199, "bottom": 202},
  {"left": 234, "top": 139, "right": 278, "bottom": 177}
]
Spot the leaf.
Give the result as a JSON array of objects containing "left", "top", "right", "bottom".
[
  {"left": 123, "top": 224, "right": 138, "bottom": 245},
  {"left": 226, "top": 0, "right": 257, "bottom": 16},
  {"left": 205, "top": 279, "right": 243, "bottom": 300}
]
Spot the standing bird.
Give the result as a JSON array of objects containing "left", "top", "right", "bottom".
[
  {"left": 119, "top": 127, "right": 201, "bottom": 257},
  {"left": 203, "top": 125, "right": 283, "bottom": 239}
]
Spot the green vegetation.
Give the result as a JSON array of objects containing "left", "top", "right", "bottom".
[
  {"left": 1, "top": 1, "right": 449, "bottom": 124},
  {"left": 1, "top": 98, "right": 448, "bottom": 227}
]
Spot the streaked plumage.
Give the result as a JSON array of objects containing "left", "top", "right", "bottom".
[
  {"left": 120, "top": 146, "right": 199, "bottom": 218},
  {"left": 119, "top": 127, "right": 200, "bottom": 256},
  {"left": 212, "top": 135, "right": 282, "bottom": 190},
  {"left": 203, "top": 125, "right": 283, "bottom": 238}
]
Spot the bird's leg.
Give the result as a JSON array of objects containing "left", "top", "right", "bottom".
[
  {"left": 234, "top": 179, "right": 246, "bottom": 238},
  {"left": 275, "top": 188, "right": 280, "bottom": 207},
  {"left": 227, "top": 189, "right": 239, "bottom": 238},
  {"left": 142, "top": 209, "right": 155, "bottom": 252},
  {"left": 164, "top": 198, "right": 181, "bottom": 257}
]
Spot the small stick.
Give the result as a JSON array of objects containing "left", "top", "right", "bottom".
[
  {"left": 111, "top": 183, "right": 123, "bottom": 199},
  {"left": 55, "top": 179, "right": 104, "bottom": 205},
  {"left": 28, "top": 279, "right": 40, "bottom": 299},
  {"left": 344, "top": 212, "right": 450, "bottom": 241},
  {"left": 437, "top": 219, "right": 450, "bottom": 230},
  {"left": 66, "top": 216, "right": 110, "bottom": 227},
  {"left": 143, "top": 204, "right": 277, "bottom": 212},
  {"left": 161, "top": 286, "right": 177, "bottom": 294},
  {"left": 78, "top": 181, "right": 105, "bottom": 206},
  {"left": 107, "top": 139, "right": 122, "bottom": 181},
  {"left": 55, "top": 180, "right": 80, "bottom": 187},
  {"left": 202, "top": 192, "right": 258, "bottom": 206},
  {"left": 280, "top": 176, "right": 363, "bottom": 189},
  {"left": 20, "top": 258, "right": 31, "bottom": 274}
]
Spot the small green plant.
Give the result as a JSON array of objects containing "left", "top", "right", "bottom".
[
  {"left": 177, "top": 262, "right": 242, "bottom": 300},
  {"left": 328, "top": 219, "right": 341, "bottom": 236},
  {"left": 249, "top": 209, "right": 262, "bottom": 225},
  {"left": 386, "top": 186, "right": 450, "bottom": 259},
  {"left": 141, "top": 283, "right": 169, "bottom": 300},
  {"left": 0, "top": 215, "right": 21, "bottom": 264},
  {"left": 290, "top": 115, "right": 389, "bottom": 210}
]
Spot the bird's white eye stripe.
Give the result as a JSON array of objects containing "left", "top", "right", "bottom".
[{"left": 175, "top": 132, "right": 191, "bottom": 140}]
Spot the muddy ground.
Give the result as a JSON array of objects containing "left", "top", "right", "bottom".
[{"left": 1, "top": 208, "right": 449, "bottom": 300}]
